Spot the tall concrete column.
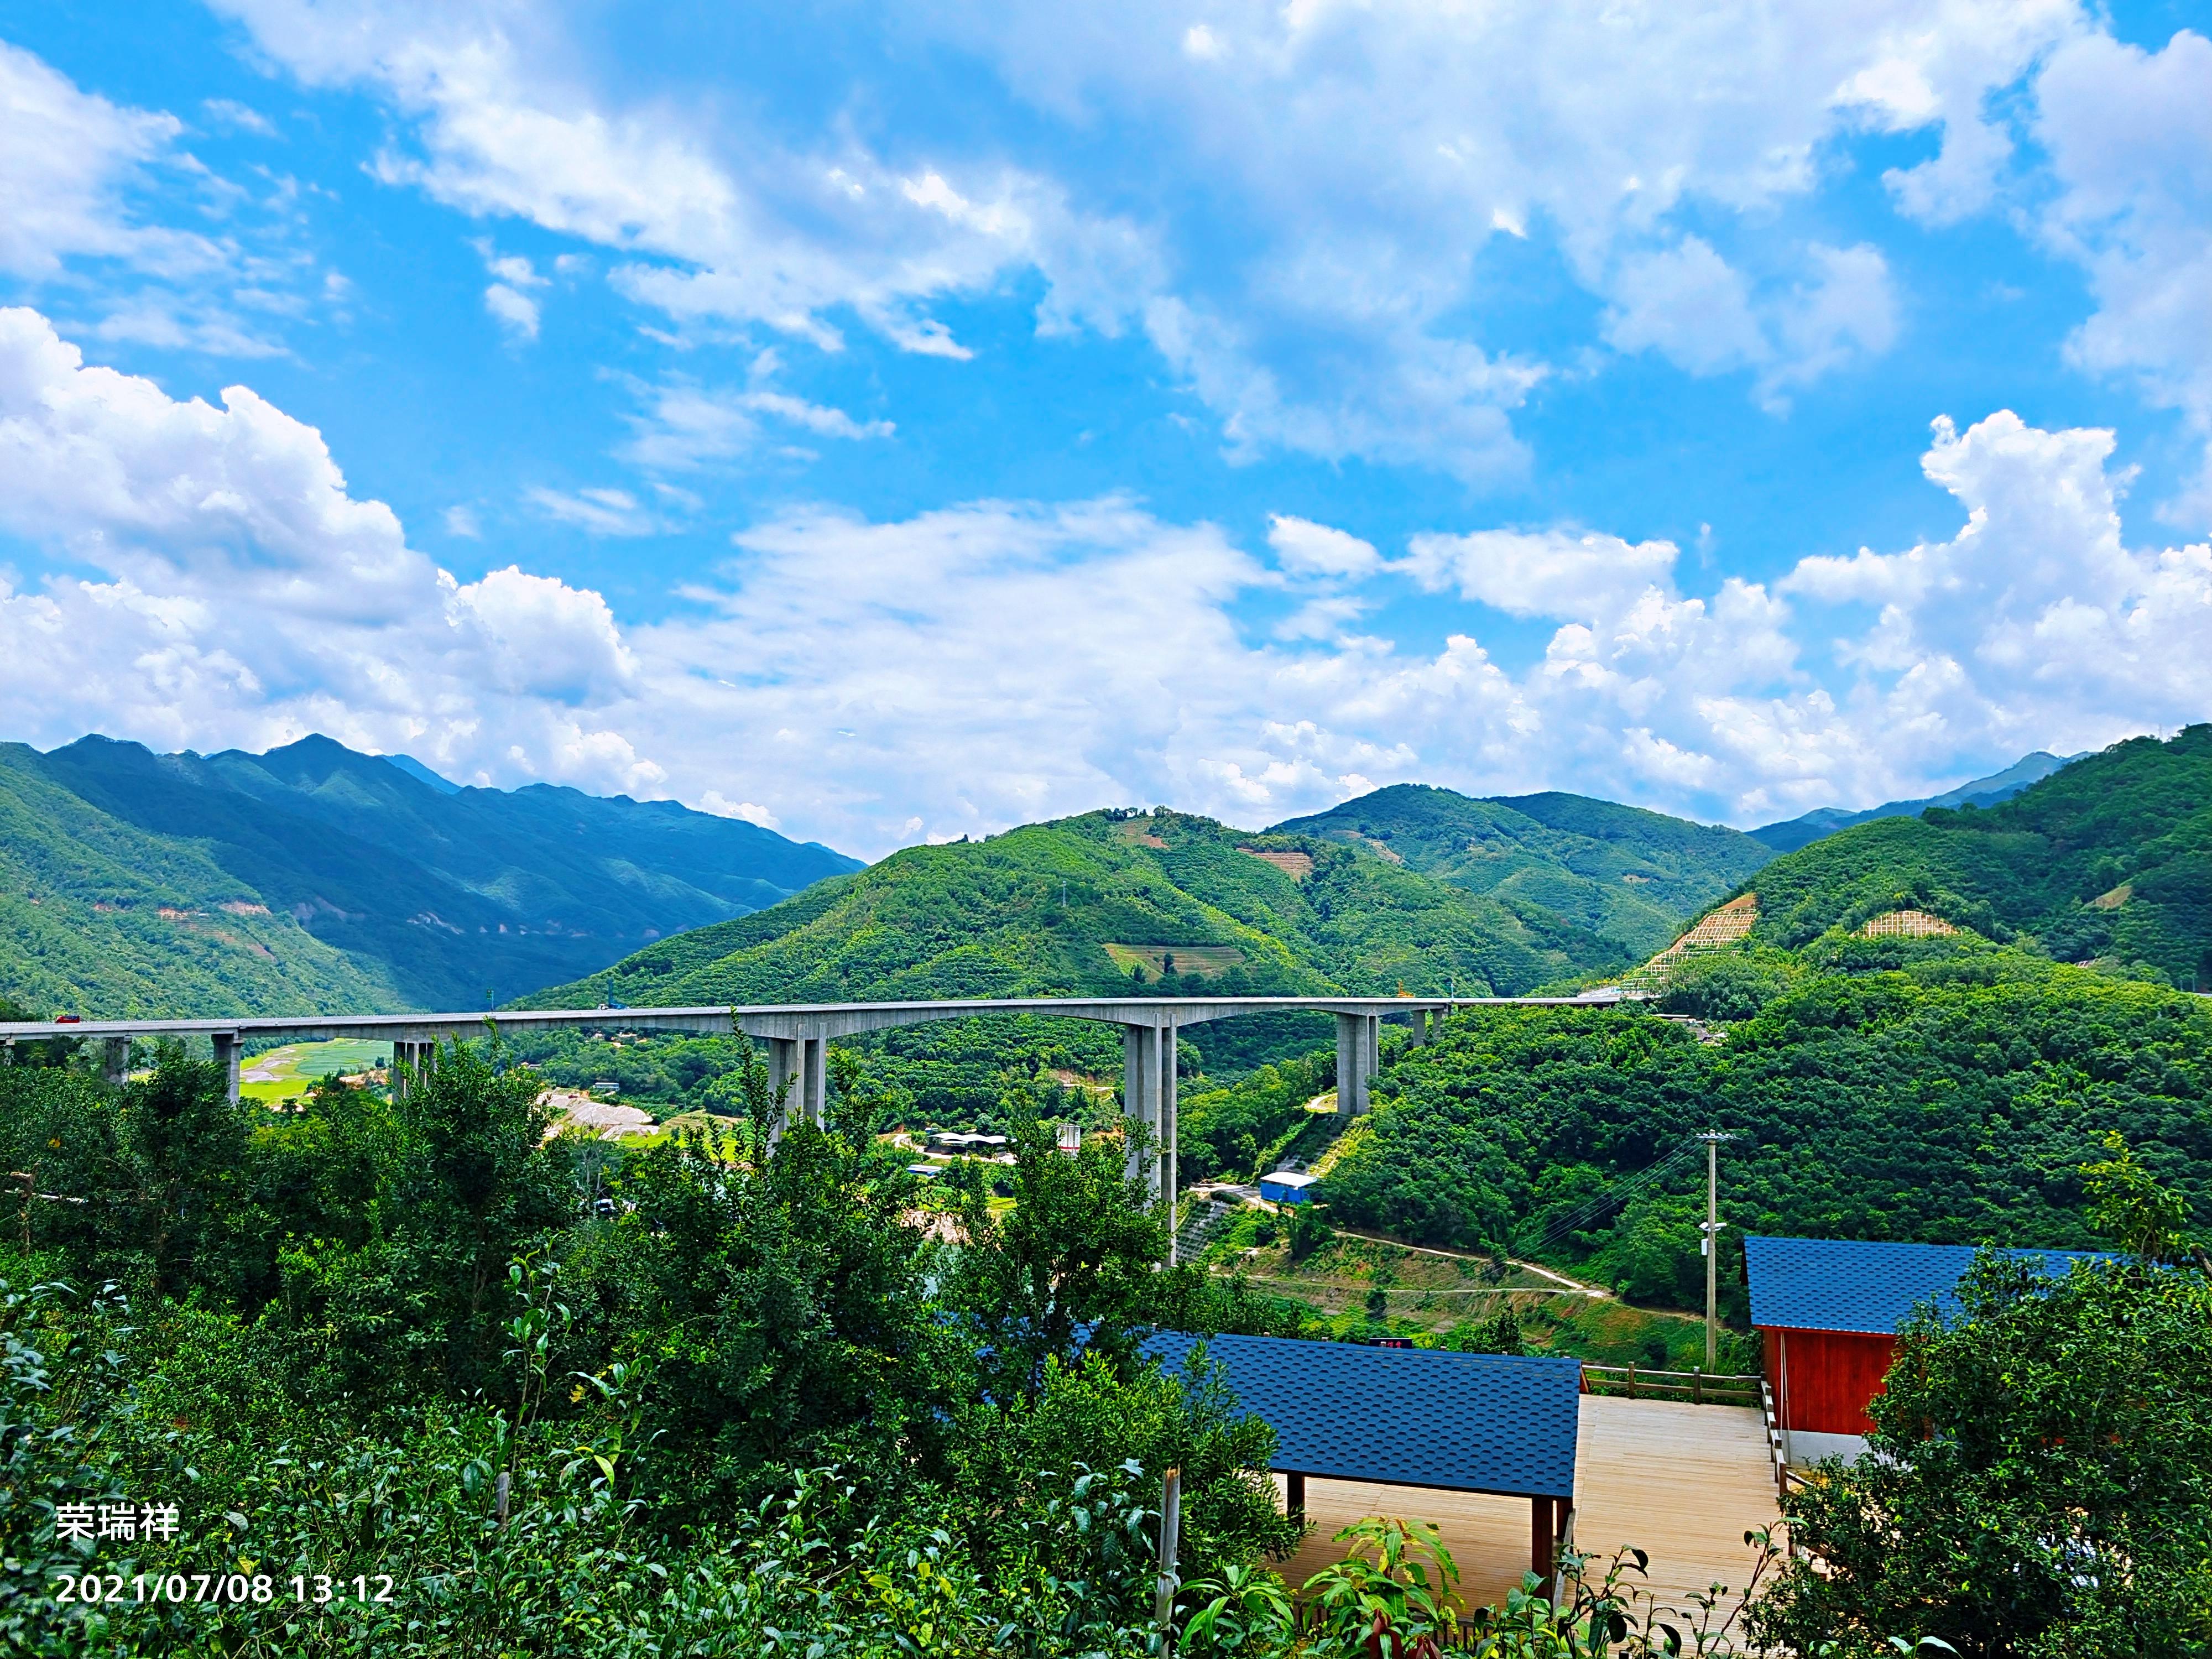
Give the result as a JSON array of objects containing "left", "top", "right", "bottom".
[
  {"left": 212, "top": 1032, "right": 242, "bottom": 1105},
  {"left": 766, "top": 1037, "right": 800, "bottom": 1147},
  {"left": 1121, "top": 1021, "right": 1161, "bottom": 1189},
  {"left": 103, "top": 1037, "right": 129, "bottom": 1087},
  {"left": 1159, "top": 1018, "right": 1179, "bottom": 1266},
  {"left": 1408, "top": 1008, "right": 1428, "bottom": 1047},
  {"left": 801, "top": 1035, "right": 828, "bottom": 1126},
  {"left": 1334, "top": 1014, "right": 1360, "bottom": 1116}
]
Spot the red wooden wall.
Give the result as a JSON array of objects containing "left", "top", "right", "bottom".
[{"left": 1764, "top": 1327, "right": 1898, "bottom": 1435}]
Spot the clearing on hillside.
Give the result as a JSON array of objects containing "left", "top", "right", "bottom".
[{"left": 1100, "top": 942, "right": 1247, "bottom": 978}]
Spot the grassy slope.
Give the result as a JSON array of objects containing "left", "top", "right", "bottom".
[
  {"left": 1737, "top": 726, "right": 2212, "bottom": 982},
  {"left": 524, "top": 807, "right": 1632, "bottom": 1010},
  {"left": 1270, "top": 784, "right": 1772, "bottom": 957},
  {"left": 0, "top": 747, "right": 404, "bottom": 1017}
]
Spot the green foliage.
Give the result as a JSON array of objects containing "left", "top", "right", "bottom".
[
  {"left": 1298, "top": 1516, "right": 1463, "bottom": 1652},
  {"left": 0, "top": 747, "right": 401, "bottom": 1019},
  {"left": 1275, "top": 782, "right": 1773, "bottom": 958},
  {"left": 1751, "top": 1246, "right": 2212, "bottom": 1657},
  {"left": 1319, "top": 948, "right": 2212, "bottom": 1303},
  {"left": 528, "top": 807, "right": 1634, "bottom": 1026},
  {"left": 6, "top": 733, "right": 858, "bottom": 1013},
  {"left": 1178, "top": 1052, "right": 1333, "bottom": 1182},
  {"left": 1736, "top": 725, "right": 2212, "bottom": 985}
]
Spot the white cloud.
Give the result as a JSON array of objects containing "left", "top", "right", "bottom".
[
  {"left": 2033, "top": 28, "right": 2212, "bottom": 522},
  {"left": 1267, "top": 514, "right": 1379, "bottom": 580},
  {"left": 200, "top": 97, "right": 278, "bottom": 137},
  {"left": 615, "top": 378, "right": 894, "bottom": 472},
  {"left": 483, "top": 280, "right": 541, "bottom": 339},
  {"left": 1404, "top": 529, "right": 1680, "bottom": 620},
  {"left": 444, "top": 504, "right": 482, "bottom": 538},
  {"left": 0, "top": 305, "right": 662, "bottom": 795},
  {"left": 1603, "top": 237, "right": 1898, "bottom": 397},
  {"left": 700, "top": 791, "right": 780, "bottom": 828},
  {"left": 525, "top": 485, "right": 656, "bottom": 536},
  {"left": 0, "top": 40, "right": 206, "bottom": 279},
  {"left": 4, "top": 307, "right": 2203, "bottom": 856},
  {"left": 208, "top": 0, "right": 2079, "bottom": 479}
]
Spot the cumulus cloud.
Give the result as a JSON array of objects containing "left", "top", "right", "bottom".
[
  {"left": 1267, "top": 515, "right": 1380, "bottom": 581},
  {"left": 4, "top": 307, "right": 2204, "bottom": 855},
  {"left": 0, "top": 306, "right": 664, "bottom": 795}
]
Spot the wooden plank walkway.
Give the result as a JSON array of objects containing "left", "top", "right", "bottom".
[
  {"left": 1267, "top": 1397, "right": 1779, "bottom": 1626},
  {"left": 1571, "top": 1395, "right": 1779, "bottom": 1620}
]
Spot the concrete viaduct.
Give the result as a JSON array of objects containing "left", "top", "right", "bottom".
[{"left": 1, "top": 993, "right": 1623, "bottom": 1257}]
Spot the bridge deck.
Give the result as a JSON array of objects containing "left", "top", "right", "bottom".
[{"left": 1, "top": 992, "right": 1619, "bottom": 1045}]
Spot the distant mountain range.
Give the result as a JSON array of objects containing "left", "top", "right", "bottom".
[
  {"left": 5, "top": 726, "right": 2131, "bottom": 1021},
  {"left": 0, "top": 734, "right": 858, "bottom": 1016},
  {"left": 1730, "top": 729, "right": 2209, "bottom": 984},
  {"left": 1747, "top": 752, "right": 2080, "bottom": 853}
]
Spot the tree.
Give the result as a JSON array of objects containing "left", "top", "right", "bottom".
[
  {"left": 947, "top": 1108, "right": 1171, "bottom": 1394},
  {"left": 1750, "top": 1152, "right": 2212, "bottom": 1658}
]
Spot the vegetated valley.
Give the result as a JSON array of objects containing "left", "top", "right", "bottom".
[{"left": 6, "top": 734, "right": 2212, "bottom": 1654}]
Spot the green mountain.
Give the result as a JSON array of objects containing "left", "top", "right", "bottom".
[
  {"left": 526, "top": 806, "right": 1632, "bottom": 1013},
  {"left": 1267, "top": 784, "right": 1772, "bottom": 957},
  {"left": 1732, "top": 727, "right": 2212, "bottom": 984},
  {"left": 1321, "top": 942, "right": 2212, "bottom": 1302},
  {"left": 1, "top": 733, "right": 861, "bottom": 1015},
  {"left": 0, "top": 745, "right": 400, "bottom": 1017},
  {"left": 1747, "top": 750, "right": 2078, "bottom": 853}
]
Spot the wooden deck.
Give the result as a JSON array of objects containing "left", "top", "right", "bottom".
[
  {"left": 1270, "top": 1474, "right": 1538, "bottom": 1611},
  {"left": 1269, "top": 1396, "right": 1780, "bottom": 1627},
  {"left": 1571, "top": 1395, "right": 1780, "bottom": 1620}
]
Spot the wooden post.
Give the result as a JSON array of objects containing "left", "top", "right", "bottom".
[
  {"left": 1531, "top": 1496, "right": 1555, "bottom": 1580},
  {"left": 1286, "top": 1470, "right": 1306, "bottom": 1525},
  {"left": 1694, "top": 1366, "right": 1704, "bottom": 1406},
  {"left": 1627, "top": 1361, "right": 1637, "bottom": 1399}
]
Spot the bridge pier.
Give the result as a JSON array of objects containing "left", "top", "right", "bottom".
[
  {"left": 103, "top": 1037, "right": 129, "bottom": 1088},
  {"left": 1120, "top": 1016, "right": 1178, "bottom": 1260},
  {"left": 212, "top": 1032, "right": 242, "bottom": 1105},
  {"left": 802, "top": 1035, "right": 827, "bottom": 1126}
]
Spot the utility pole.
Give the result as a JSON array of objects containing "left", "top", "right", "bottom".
[{"left": 1696, "top": 1131, "right": 1735, "bottom": 1371}]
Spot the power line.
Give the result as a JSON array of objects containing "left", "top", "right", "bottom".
[{"left": 1520, "top": 1138, "right": 1707, "bottom": 1256}]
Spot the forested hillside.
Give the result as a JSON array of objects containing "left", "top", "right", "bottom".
[
  {"left": 1270, "top": 784, "right": 1770, "bottom": 956},
  {"left": 1318, "top": 934, "right": 2212, "bottom": 1316},
  {"left": 532, "top": 806, "right": 1629, "bottom": 1010},
  {"left": 0, "top": 747, "right": 404, "bottom": 1016},
  {"left": 1730, "top": 726, "right": 2212, "bottom": 985},
  {"left": 0, "top": 733, "right": 859, "bottom": 1014}
]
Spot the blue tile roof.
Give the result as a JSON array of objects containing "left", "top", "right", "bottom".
[
  {"left": 1139, "top": 1331, "right": 1579, "bottom": 1498},
  {"left": 1744, "top": 1235, "right": 2106, "bottom": 1336}
]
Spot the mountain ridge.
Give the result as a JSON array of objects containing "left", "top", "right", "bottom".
[
  {"left": 1, "top": 733, "right": 861, "bottom": 1014},
  {"left": 1728, "top": 728, "right": 2212, "bottom": 984},
  {"left": 1266, "top": 782, "right": 1773, "bottom": 956},
  {"left": 1747, "top": 751, "right": 2080, "bottom": 853}
]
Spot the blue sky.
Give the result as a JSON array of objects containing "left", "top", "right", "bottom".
[{"left": 1, "top": 1, "right": 2208, "bottom": 856}]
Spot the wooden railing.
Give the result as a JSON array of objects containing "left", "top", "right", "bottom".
[{"left": 1579, "top": 1363, "right": 1761, "bottom": 1407}]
